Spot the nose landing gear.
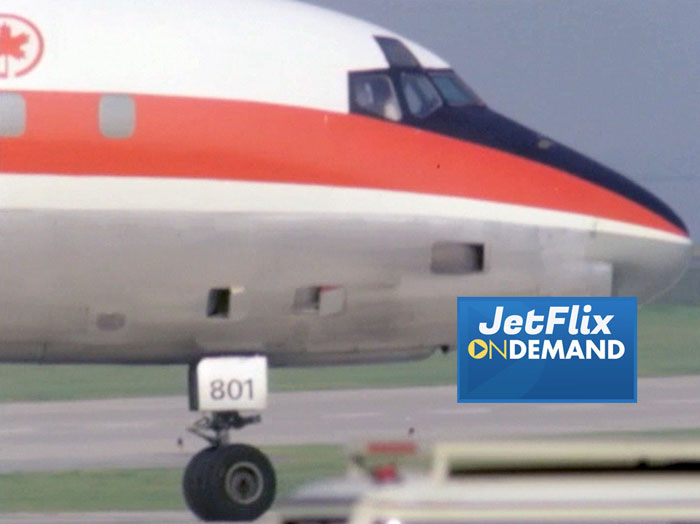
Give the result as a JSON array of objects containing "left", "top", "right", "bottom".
[{"left": 183, "top": 357, "right": 275, "bottom": 521}]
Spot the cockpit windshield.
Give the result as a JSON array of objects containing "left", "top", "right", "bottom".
[
  {"left": 428, "top": 70, "right": 483, "bottom": 107},
  {"left": 349, "top": 68, "right": 483, "bottom": 124},
  {"left": 400, "top": 72, "right": 443, "bottom": 118},
  {"left": 350, "top": 74, "right": 402, "bottom": 122}
]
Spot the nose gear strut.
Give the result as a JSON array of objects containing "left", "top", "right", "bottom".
[{"left": 188, "top": 410, "right": 262, "bottom": 446}]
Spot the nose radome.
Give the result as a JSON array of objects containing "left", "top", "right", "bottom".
[
  {"left": 534, "top": 138, "right": 693, "bottom": 300},
  {"left": 589, "top": 169, "right": 692, "bottom": 302},
  {"left": 606, "top": 223, "right": 692, "bottom": 303}
]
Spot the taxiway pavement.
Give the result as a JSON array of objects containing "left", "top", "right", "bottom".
[{"left": 2, "top": 376, "right": 700, "bottom": 473}]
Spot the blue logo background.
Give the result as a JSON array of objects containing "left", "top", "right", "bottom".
[{"left": 457, "top": 297, "right": 637, "bottom": 403}]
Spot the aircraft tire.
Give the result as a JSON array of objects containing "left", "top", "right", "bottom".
[
  {"left": 184, "top": 443, "right": 276, "bottom": 521},
  {"left": 183, "top": 446, "right": 219, "bottom": 520}
]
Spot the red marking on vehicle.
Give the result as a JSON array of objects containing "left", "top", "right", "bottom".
[
  {"left": 0, "top": 90, "right": 685, "bottom": 237},
  {"left": 0, "top": 14, "right": 44, "bottom": 78},
  {"left": 370, "top": 463, "right": 400, "bottom": 483},
  {"left": 366, "top": 441, "right": 417, "bottom": 455}
]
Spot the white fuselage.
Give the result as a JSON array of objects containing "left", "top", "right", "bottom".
[{"left": 0, "top": 0, "right": 691, "bottom": 364}]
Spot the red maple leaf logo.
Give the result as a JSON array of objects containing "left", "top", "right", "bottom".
[
  {"left": 0, "top": 23, "right": 29, "bottom": 59},
  {"left": 0, "top": 16, "right": 43, "bottom": 79}
]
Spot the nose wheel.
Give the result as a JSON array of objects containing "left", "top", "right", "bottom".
[{"left": 183, "top": 442, "right": 276, "bottom": 521}]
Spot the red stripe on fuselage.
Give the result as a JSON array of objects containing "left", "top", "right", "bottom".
[{"left": 0, "top": 90, "right": 685, "bottom": 236}]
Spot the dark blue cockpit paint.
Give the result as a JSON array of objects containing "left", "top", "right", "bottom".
[{"left": 414, "top": 103, "right": 687, "bottom": 233}]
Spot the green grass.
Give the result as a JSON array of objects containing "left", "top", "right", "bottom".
[
  {"left": 637, "top": 305, "right": 700, "bottom": 375},
  {"left": 0, "top": 468, "right": 185, "bottom": 512},
  {"left": 0, "top": 445, "right": 346, "bottom": 513},
  {"left": 0, "top": 364, "right": 189, "bottom": 403},
  {"left": 0, "top": 351, "right": 458, "bottom": 403},
  {"left": 1, "top": 305, "right": 698, "bottom": 402},
  {"left": 569, "top": 427, "right": 700, "bottom": 440}
]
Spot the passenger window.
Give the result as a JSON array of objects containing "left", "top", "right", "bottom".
[
  {"left": 400, "top": 73, "right": 442, "bottom": 119},
  {"left": 0, "top": 92, "right": 26, "bottom": 137},
  {"left": 350, "top": 74, "right": 402, "bottom": 122},
  {"left": 99, "top": 94, "right": 136, "bottom": 138}
]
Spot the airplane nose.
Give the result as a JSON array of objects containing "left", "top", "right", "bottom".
[
  {"left": 607, "top": 223, "right": 692, "bottom": 303},
  {"left": 493, "top": 110, "right": 689, "bottom": 235},
  {"left": 583, "top": 173, "right": 692, "bottom": 302},
  {"left": 450, "top": 107, "right": 689, "bottom": 236},
  {"left": 549, "top": 147, "right": 692, "bottom": 301},
  {"left": 422, "top": 105, "right": 691, "bottom": 300},
  {"left": 604, "top": 168, "right": 688, "bottom": 237},
  {"left": 473, "top": 109, "right": 693, "bottom": 300},
  {"left": 552, "top": 148, "right": 692, "bottom": 302}
]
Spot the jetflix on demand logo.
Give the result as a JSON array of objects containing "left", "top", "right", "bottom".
[
  {"left": 457, "top": 297, "right": 637, "bottom": 403},
  {"left": 0, "top": 14, "right": 44, "bottom": 79}
]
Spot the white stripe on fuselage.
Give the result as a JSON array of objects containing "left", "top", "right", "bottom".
[{"left": 0, "top": 174, "right": 689, "bottom": 245}]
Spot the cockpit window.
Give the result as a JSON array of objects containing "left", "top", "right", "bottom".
[
  {"left": 400, "top": 72, "right": 443, "bottom": 118},
  {"left": 428, "top": 70, "right": 483, "bottom": 107},
  {"left": 350, "top": 73, "right": 402, "bottom": 122}
]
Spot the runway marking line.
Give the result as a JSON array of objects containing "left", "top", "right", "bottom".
[
  {"left": 323, "top": 411, "right": 382, "bottom": 419},
  {"left": 433, "top": 407, "right": 492, "bottom": 415}
]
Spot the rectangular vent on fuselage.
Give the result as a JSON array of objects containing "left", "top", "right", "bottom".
[
  {"left": 207, "top": 288, "right": 231, "bottom": 318},
  {"left": 293, "top": 286, "right": 346, "bottom": 316},
  {"left": 431, "top": 242, "right": 485, "bottom": 274}
]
